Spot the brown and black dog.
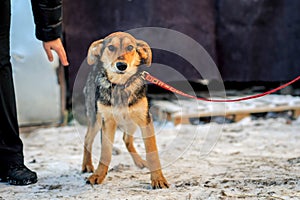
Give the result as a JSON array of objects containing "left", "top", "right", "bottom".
[{"left": 82, "top": 32, "right": 169, "bottom": 189}]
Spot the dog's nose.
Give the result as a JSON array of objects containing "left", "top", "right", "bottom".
[{"left": 116, "top": 62, "right": 127, "bottom": 71}]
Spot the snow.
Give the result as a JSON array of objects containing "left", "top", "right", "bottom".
[{"left": 0, "top": 117, "right": 300, "bottom": 199}]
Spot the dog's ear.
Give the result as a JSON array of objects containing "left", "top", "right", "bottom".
[
  {"left": 136, "top": 40, "right": 152, "bottom": 67},
  {"left": 87, "top": 39, "right": 104, "bottom": 65}
]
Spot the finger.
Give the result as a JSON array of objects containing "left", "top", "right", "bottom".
[
  {"left": 49, "top": 41, "right": 69, "bottom": 66},
  {"left": 56, "top": 48, "right": 69, "bottom": 66},
  {"left": 44, "top": 46, "right": 54, "bottom": 62}
]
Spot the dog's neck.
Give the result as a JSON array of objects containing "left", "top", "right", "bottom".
[
  {"left": 94, "top": 63, "right": 146, "bottom": 107},
  {"left": 95, "top": 63, "right": 143, "bottom": 88}
]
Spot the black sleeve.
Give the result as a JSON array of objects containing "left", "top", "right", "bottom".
[{"left": 31, "top": 0, "right": 62, "bottom": 42}]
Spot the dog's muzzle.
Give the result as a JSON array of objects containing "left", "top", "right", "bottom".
[{"left": 116, "top": 62, "right": 127, "bottom": 72}]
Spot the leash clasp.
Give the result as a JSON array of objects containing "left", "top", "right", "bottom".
[{"left": 141, "top": 71, "right": 150, "bottom": 80}]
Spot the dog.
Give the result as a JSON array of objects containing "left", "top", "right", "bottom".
[{"left": 82, "top": 32, "right": 169, "bottom": 189}]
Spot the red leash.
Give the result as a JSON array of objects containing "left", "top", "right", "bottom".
[{"left": 142, "top": 71, "right": 300, "bottom": 103}]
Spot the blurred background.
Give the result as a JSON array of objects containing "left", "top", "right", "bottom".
[
  {"left": 63, "top": 0, "right": 300, "bottom": 95},
  {"left": 11, "top": 0, "right": 300, "bottom": 126}
]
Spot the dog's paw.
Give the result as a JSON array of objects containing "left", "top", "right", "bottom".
[
  {"left": 151, "top": 174, "right": 169, "bottom": 189},
  {"left": 86, "top": 173, "right": 106, "bottom": 185},
  {"left": 151, "top": 178, "right": 169, "bottom": 189},
  {"left": 82, "top": 164, "right": 94, "bottom": 173},
  {"left": 134, "top": 158, "right": 148, "bottom": 169}
]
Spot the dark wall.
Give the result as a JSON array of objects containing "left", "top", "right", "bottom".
[
  {"left": 63, "top": 0, "right": 216, "bottom": 93},
  {"left": 216, "top": 0, "right": 300, "bottom": 82},
  {"left": 63, "top": 0, "right": 300, "bottom": 92}
]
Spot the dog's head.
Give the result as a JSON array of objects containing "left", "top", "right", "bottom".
[{"left": 87, "top": 32, "right": 152, "bottom": 84}]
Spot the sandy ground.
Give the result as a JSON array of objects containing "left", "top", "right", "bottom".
[{"left": 0, "top": 116, "right": 299, "bottom": 200}]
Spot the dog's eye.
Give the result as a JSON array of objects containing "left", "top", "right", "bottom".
[
  {"left": 108, "top": 45, "right": 116, "bottom": 52},
  {"left": 126, "top": 45, "right": 134, "bottom": 51}
]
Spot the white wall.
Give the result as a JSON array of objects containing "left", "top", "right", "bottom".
[{"left": 10, "top": 0, "right": 62, "bottom": 126}]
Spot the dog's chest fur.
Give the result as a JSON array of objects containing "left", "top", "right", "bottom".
[{"left": 94, "top": 65, "right": 146, "bottom": 109}]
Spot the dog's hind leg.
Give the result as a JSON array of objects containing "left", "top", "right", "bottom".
[
  {"left": 82, "top": 114, "right": 102, "bottom": 173},
  {"left": 87, "top": 115, "right": 117, "bottom": 185},
  {"left": 123, "top": 130, "right": 148, "bottom": 169}
]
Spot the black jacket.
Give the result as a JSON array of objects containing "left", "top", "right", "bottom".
[{"left": 31, "top": 0, "right": 62, "bottom": 42}]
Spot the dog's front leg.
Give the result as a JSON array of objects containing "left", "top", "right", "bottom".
[
  {"left": 140, "top": 119, "right": 169, "bottom": 189},
  {"left": 87, "top": 116, "right": 117, "bottom": 185},
  {"left": 82, "top": 116, "right": 102, "bottom": 173}
]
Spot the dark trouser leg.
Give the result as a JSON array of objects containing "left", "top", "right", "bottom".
[{"left": 0, "top": 0, "right": 24, "bottom": 169}]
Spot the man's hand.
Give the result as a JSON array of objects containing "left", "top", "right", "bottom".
[{"left": 43, "top": 38, "right": 69, "bottom": 66}]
